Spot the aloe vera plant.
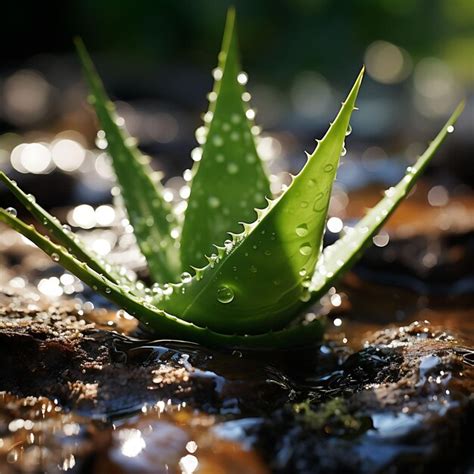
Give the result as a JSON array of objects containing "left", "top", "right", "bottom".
[{"left": 0, "top": 10, "right": 464, "bottom": 349}]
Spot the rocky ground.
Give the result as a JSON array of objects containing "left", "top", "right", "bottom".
[{"left": 0, "top": 286, "right": 472, "bottom": 473}]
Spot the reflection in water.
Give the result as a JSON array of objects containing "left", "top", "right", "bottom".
[{"left": 118, "top": 429, "right": 147, "bottom": 458}]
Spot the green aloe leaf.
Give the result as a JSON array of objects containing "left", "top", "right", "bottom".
[
  {"left": 0, "top": 171, "right": 119, "bottom": 285},
  {"left": 307, "top": 101, "right": 465, "bottom": 302},
  {"left": 75, "top": 39, "right": 181, "bottom": 284},
  {"left": 158, "top": 69, "right": 364, "bottom": 335},
  {"left": 0, "top": 208, "right": 324, "bottom": 349},
  {"left": 180, "top": 8, "right": 271, "bottom": 270}
]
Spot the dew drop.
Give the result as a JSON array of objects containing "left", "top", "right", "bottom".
[
  {"left": 447, "top": 125, "right": 454, "bottom": 133},
  {"left": 296, "top": 224, "right": 308, "bottom": 237},
  {"left": 242, "top": 92, "right": 251, "bottom": 102},
  {"left": 231, "top": 114, "right": 241, "bottom": 124},
  {"left": 340, "top": 146, "right": 347, "bottom": 157},
  {"left": 27, "top": 194, "right": 36, "bottom": 203},
  {"left": 212, "top": 135, "right": 224, "bottom": 147},
  {"left": 237, "top": 72, "right": 248, "bottom": 85},
  {"left": 5, "top": 207, "right": 17, "bottom": 217},
  {"left": 125, "top": 137, "right": 137, "bottom": 147},
  {"left": 180, "top": 272, "right": 192, "bottom": 283},
  {"left": 217, "top": 285, "right": 234, "bottom": 304},
  {"left": 51, "top": 253, "right": 60, "bottom": 262},
  {"left": 246, "top": 109, "right": 256, "bottom": 120},
  {"left": 227, "top": 163, "right": 239, "bottom": 174},
  {"left": 212, "top": 67, "right": 223, "bottom": 80},
  {"left": 299, "top": 243, "right": 312, "bottom": 256},
  {"left": 203, "top": 111, "right": 213, "bottom": 123},
  {"left": 345, "top": 124, "right": 352, "bottom": 136},
  {"left": 299, "top": 290, "right": 311, "bottom": 302},
  {"left": 299, "top": 268, "right": 307, "bottom": 277},
  {"left": 323, "top": 164, "right": 334, "bottom": 173},
  {"left": 313, "top": 192, "right": 325, "bottom": 212},
  {"left": 208, "top": 196, "right": 220, "bottom": 208}
]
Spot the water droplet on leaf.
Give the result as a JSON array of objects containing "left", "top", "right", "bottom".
[
  {"left": 217, "top": 285, "right": 234, "bottom": 304},
  {"left": 224, "top": 239, "right": 233, "bottom": 252},
  {"left": 299, "top": 243, "right": 312, "bottom": 255},
  {"left": 313, "top": 192, "right": 325, "bottom": 212},
  {"left": 180, "top": 272, "right": 192, "bottom": 283},
  {"left": 213, "top": 135, "right": 224, "bottom": 147},
  {"left": 212, "top": 67, "right": 223, "bottom": 80},
  {"left": 227, "top": 163, "right": 239, "bottom": 174},
  {"left": 5, "top": 207, "right": 17, "bottom": 217},
  {"left": 296, "top": 224, "right": 308, "bottom": 237},
  {"left": 208, "top": 196, "right": 220, "bottom": 208},
  {"left": 237, "top": 72, "right": 248, "bottom": 85}
]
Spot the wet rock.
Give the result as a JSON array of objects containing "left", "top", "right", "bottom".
[
  {"left": 92, "top": 410, "right": 269, "bottom": 474},
  {"left": 252, "top": 321, "right": 474, "bottom": 474},
  {"left": 0, "top": 280, "right": 472, "bottom": 472}
]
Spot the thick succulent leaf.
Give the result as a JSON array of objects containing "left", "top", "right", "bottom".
[
  {"left": 0, "top": 171, "right": 120, "bottom": 284},
  {"left": 75, "top": 39, "right": 181, "bottom": 284},
  {"left": 307, "top": 101, "right": 465, "bottom": 301},
  {"left": 0, "top": 208, "right": 324, "bottom": 349},
  {"left": 180, "top": 8, "right": 271, "bottom": 270},
  {"left": 158, "top": 70, "right": 364, "bottom": 335}
]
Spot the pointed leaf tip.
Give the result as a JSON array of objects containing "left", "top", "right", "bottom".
[
  {"left": 226, "top": 6, "right": 236, "bottom": 22},
  {"left": 180, "top": 4, "right": 270, "bottom": 270},
  {"left": 76, "top": 39, "right": 181, "bottom": 283},
  {"left": 307, "top": 101, "right": 465, "bottom": 304}
]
